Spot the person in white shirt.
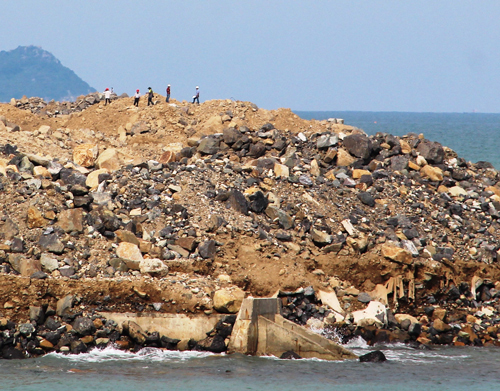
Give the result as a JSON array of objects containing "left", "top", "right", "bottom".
[
  {"left": 104, "top": 88, "right": 111, "bottom": 105},
  {"left": 134, "top": 89, "right": 140, "bottom": 106},
  {"left": 192, "top": 86, "right": 200, "bottom": 104}
]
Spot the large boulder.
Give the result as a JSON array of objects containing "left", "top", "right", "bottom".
[
  {"left": 359, "top": 350, "right": 387, "bottom": 363},
  {"left": 343, "top": 134, "right": 372, "bottom": 160},
  {"left": 123, "top": 321, "right": 146, "bottom": 344},
  {"left": 139, "top": 258, "right": 168, "bottom": 276},
  {"left": 197, "top": 136, "right": 220, "bottom": 155},
  {"left": 73, "top": 144, "right": 98, "bottom": 167},
  {"left": 116, "top": 242, "right": 143, "bottom": 269},
  {"left": 416, "top": 140, "right": 444, "bottom": 164},
  {"left": 381, "top": 244, "right": 413, "bottom": 264},
  {"left": 195, "top": 335, "right": 226, "bottom": 353},
  {"left": 73, "top": 316, "right": 96, "bottom": 336},
  {"left": 213, "top": 288, "right": 245, "bottom": 314}
]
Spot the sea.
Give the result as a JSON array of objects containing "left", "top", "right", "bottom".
[
  {"left": 2, "top": 111, "right": 500, "bottom": 390},
  {"left": 1, "top": 340, "right": 500, "bottom": 391},
  {"left": 296, "top": 111, "right": 500, "bottom": 170}
]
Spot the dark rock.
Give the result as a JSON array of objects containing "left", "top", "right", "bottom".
[
  {"left": 357, "top": 292, "right": 371, "bottom": 303},
  {"left": 416, "top": 140, "right": 444, "bottom": 164},
  {"left": 19, "top": 322, "right": 35, "bottom": 336},
  {"left": 248, "top": 142, "right": 266, "bottom": 158},
  {"left": 70, "top": 340, "right": 88, "bottom": 354},
  {"left": 390, "top": 155, "right": 409, "bottom": 172},
  {"left": 45, "top": 317, "right": 61, "bottom": 331},
  {"left": 70, "top": 184, "right": 89, "bottom": 196},
  {"left": 197, "top": 137, "right": 220, "bottom": 155},
  {"left": 198, "top": 240, "right": 217, "bottom": 260},
  {"left": 29, "top": 306, "right": 45, "bottom": 324},
  {"left": 195, "top": 334, "right": 226, "bottom": 353},
  {"left": 223, "top": 127, "right": 241, "bottom": 145},
  {"left": 38, "top": 233, "right": 65, "bottom": 254},
  {"left": 265, "top": 206, "right": 294, "bottom": 230},
  {"left": 31, "top": 271, "right": 48, "bottom": 279},
  {"left": 260, "top": 123, "right": 274, "bottom": 131},
  {"left": 2, "top": 346, "right": 24, "bottom": 359},
  {"left": 59, "top": 266, "right": 75, "bottom": 277},
  {"left": 73, "top": 317, "right": 96, "bottom": 336},
  {"left": 276, "top": 231, "right": 292, "bottom": 241},
  {"left": 343, "top": 134, "right": 373, "bottom": 160},
  {"left": 10, "top": 237, "right": 24, "bottom": 253},
  {"left": 280, "top": 350, "right": 302, "bottom": 359},
  {"left": 317, "top": 133, "right": 338, "bottom": 149},
  {"left": 359, "top": 350, "right": 387, "bottom": 363},
  {"left": 160, "top": 336, "right": 181, "bottom": 350},
  {"left": 248, "top": 191, "right": 268, "bottom": 213},
  {"left": 256, "top": 158, "right": 277, "bottom": 170},
  {"left": 229, "top": 190, "right": 249, "bottom": 215},
  {"left": 298, "top": 174, "right": 313, "bottom": 186},
  {"left": 59, "top": 168, "right": 87, "bottom": 186},
  {"left": 408, "top": 322, "right": 422, "bottom": 337},
  {"left": 357, "top": 192, "right": 375, "bottom": 207}
]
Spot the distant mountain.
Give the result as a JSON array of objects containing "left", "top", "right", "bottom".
[{"left": 0, "top": 45, "right": 95, "bottom": 102}]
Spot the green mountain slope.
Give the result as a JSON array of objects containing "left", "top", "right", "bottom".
[{"left": 0, "top": 45, "right": 95, "bottom": 102}]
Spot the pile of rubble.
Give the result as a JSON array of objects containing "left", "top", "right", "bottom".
[
  {"left": 1, "top": 95, "right": 500, "bottom": 352},
  {"left": 8, "top": 92, "right": 125, "bottom": 117}
]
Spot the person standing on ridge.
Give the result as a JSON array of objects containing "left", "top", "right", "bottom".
[
  {"left": 192, "top": 86, "right": 200, "bottom": 104},
  {"left": 134, "top": 89, "right": 140, "bottom": 107},
  {"left": 147, "top": 87, "right": 154, "bottom": 106},
  {"left": 166, "top": 84, "right": 171, "bottom": 103},
  {"left": 104, "top": 88, "right": 111, "bottom": 105}
]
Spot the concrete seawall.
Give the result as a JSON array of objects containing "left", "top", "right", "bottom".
[{"left": 99, "top": 312, "right": 225, "bottom": 341}]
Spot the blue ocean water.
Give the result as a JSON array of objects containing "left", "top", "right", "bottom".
[
  {"left": 295, "top": 111, "right": 500, "bottom": 169},
  {"left": 1, "top": 342, "right": 500, "bottom": 391}
]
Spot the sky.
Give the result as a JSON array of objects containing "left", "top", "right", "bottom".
[{"left": 2, "top": 1, "right": 500, "bottom": 112}]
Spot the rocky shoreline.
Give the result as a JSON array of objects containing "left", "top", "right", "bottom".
[{"left": 1, "top": 94, "right": 500, "bottom": 359}]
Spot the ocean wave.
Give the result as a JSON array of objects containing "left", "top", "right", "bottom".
[{"left": 46, "top": 346, "right": 215, "bottom": 363}]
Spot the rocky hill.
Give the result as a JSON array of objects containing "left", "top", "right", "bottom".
[
  {"left": 1, "top": 93, "right": 500, "bottom": 357},
  {"left": 0, "top": 46, "right": 94, "bottom": 102}
]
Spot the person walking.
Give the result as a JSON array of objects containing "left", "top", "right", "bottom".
[
  {"left": 166, "top": 84, "right": 171, "bottom": 103},
  {"left": 147, "top": 87, "right": 154, "bottom": 106},
  {"left": 104, "top": 88, "right": 111, "bottom": 105},
  {"left": 134, "top": 89, "right": 140, "bottom": 107},
  {"left": 192, "top": 86, "right": 200, "bottom": 104}
]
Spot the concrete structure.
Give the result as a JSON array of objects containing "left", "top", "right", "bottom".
[
  {"left": 100, "top": 298, "right": 357, "bottom": 360},
  {"left": 99, "top": 312, "right": 225, "bottom": 341},
  {"left": 228, "top": 297, "right": 357, "bottom": 360}
]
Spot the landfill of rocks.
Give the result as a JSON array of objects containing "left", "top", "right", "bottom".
[
  {"left": 7, "top": 91, "right": 125, "bottom": 117},
  {"left": 1, "top": 94, "right": 500, "bottom": 359}
]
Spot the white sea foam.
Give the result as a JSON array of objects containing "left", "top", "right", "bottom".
[{"left": 47, "top": 345, "right": 215, "bottom": 363}]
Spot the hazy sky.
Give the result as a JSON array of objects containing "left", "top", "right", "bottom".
[{"left": 2, "top": 1, "right": 500, "bottom": 112}]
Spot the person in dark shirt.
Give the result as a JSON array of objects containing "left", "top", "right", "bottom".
[
  {"left": 147, "top": 87, "right": 154, "bottom": 106},
  {"left": 166, "top": 84, "right": 171, "bottom": 103},
  {"left": 192, "top": 86, "right": 199, "bottom": 104}
]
